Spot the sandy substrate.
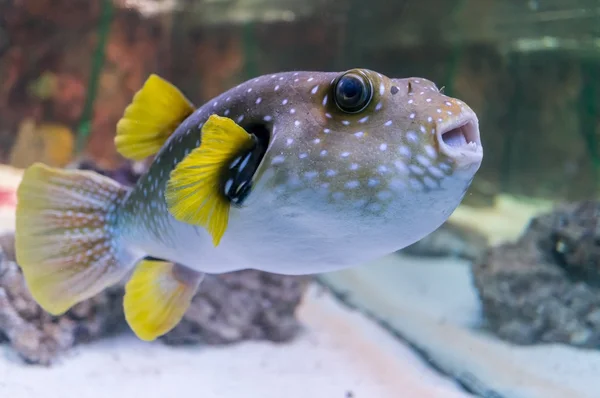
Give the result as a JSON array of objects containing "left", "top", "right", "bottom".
[
  {"left": 0, "top": 285, "right": 471, "bottom": 398},
  {"left": 323, "top": 255, "right": 600, "bottom": 398}
]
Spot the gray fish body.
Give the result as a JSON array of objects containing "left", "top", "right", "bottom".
[{"left": 117, "top": 70, "right": 483, "bottom": 275}]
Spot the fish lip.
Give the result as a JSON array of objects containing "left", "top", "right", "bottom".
[{"left": 436, "top": 111, "right": 483, "bottom": 168}]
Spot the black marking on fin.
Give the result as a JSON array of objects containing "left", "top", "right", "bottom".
[
  {"left": 390, "top": 86, "right": 399, "bottom": 95},
  {"left": 221, "top": 122, "right": 269, "bottom": 208}
]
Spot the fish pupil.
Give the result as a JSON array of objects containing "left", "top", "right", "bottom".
[{"left": 334, "top": 71, "right": 373, "bottom": 114}]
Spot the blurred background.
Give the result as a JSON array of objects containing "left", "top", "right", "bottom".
[
  {"left": 1, "top": 1, "right": 600, "bottom": 397},
  {"left": 1, "top": 0, "right": 599, "bottom": 203}
]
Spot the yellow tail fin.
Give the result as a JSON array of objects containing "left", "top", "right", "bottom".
[
  {"left": 15, "top": 163, "right": 134, "bottom": 315},
  {"left": 115, "top": 74, "right": 195, "bottom": 161}
]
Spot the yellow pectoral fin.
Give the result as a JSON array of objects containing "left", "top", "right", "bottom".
[
  {"left": 124, "top": 260, "right": 203, "bottom": 341},
  {"left": 115, "top": 74, "right": 195, "bottom": 161},
  {"left": 164, "top": 114, "right": 254, "bottom": 246}
]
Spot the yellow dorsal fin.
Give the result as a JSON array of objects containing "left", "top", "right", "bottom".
[
  {"left": 165, "top": 114, "right": 254, "bottom": 246},
  {"left": 115, "top": 74, "right": 195, "bottom": 161},
  {"left": 124, "top": 259, "right": 203, "bottom": 341}
]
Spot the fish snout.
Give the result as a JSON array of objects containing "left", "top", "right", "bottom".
[{"left": 436, "top": 110, "right": 483, "bottom": 169}]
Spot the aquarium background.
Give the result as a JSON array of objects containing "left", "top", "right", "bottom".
[
  {"left": 1, "top": 0, "right": 599, "bottom": 201},
  {"left": 1, "top": 1, "right": 600, "bottom": 397}
]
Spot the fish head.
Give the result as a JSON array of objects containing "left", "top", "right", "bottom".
[{"left": 227, "top": 69, "right": 483, "bottom": 264}]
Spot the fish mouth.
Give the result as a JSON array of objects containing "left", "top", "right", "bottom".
[{"left": 437, "top": 112, "right": 483, "bottom": 168}]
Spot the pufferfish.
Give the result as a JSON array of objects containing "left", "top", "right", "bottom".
[{"left": 14, "top": 68, "right": 483, "bottom": 341}]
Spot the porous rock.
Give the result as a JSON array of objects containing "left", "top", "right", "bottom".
[{"left": 472, "top": 201, "right": 600, "bottom": 347}]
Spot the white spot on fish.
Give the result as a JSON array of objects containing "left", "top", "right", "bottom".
[
  {"left": 425, "top": 145, "right": 437, "bottom": 159},
  {"left": 237, "top": 115, "right": 244, "bottom": 123},
  {"left": 427, "top": 116, "right": 433, "bottom": 122},
  {"left": 379, "top": 83, "right": 385, "bottom": 96},
  {"left": 247, "top": 88, "right": 252, "bottom": 93},
  {"left": 326, "top": 170, "right": 337, "bottom": 177},
  {"left": 398, "top": 146, "right": 411, "bottom": 157},
  {"left": 224, "top": 109, "right": 230, "bottom": 116},
  {"left": 416, "top": 155, "right": 431, "bottom": 167},
  {"left": 358, "top": 116, "right": 369, "bottom": 123},
  {"left": 271, "top": 155, "right": 285, "bottom": 165},
  {"left": 322, "top": 95, "right": 328, "bottom": 106},
  {"left": 286, "top": 138, "right": 294, "bottom": 146},
  {"left": 324, "top": 128, "right": 331, "bottom": 134},
  {"left": 368, "top": 178, "right": 379, "bottom": 187},
  {"left": 308, "top": 77, "right": 314, "bottom": 82},
  {"left": 409, "top": 165, "right": 424, "bottom": 175},
  {"left": 256, "top": 97, "right": 262, "bottom": 104},
  {"left": 379, "top": 143, "right": 387, "bottom": 151},
  {"left": 384, "top": 120, "right": 392, "bottom": 126},
  {"left": 437, "top": 109, "right": 442, "bottom": 113},
  {"left": 426, "top": 98, "right": 432, "bottom": 103},
  {"left": 263, "top": 115, "right": 273, "bottom": 122},
  {"left": 445, "top": 101, "right": 452, "bottom": 106},
  {"left": 378, "top": 165, "right": 388, "bottom": 174},
  {"left": 294, "top": 120, "right": 301, "bottom": 127},
  {"left": 406, "top": 131, "right": 418, "bottom": 142},
  {"left": 409, "top": 113, "right": 415, "bottom": 119},
  {"left": 342, "top": 120, "right": 350, "bottom": 126},
  {"left": 275, "top": 85, "right": 280, "bottom": 91},
  {"left": 282, "top": 99, "right": 288, "bottom": 105},
  {"left": 408, "top": 99, "right": 414, "bottom": 104},
  {"left": 439, "top": 163, "right": 451, "bottom": 171},
  {"left": 213, "top": 101, "right": 218, "bottom": 107},
  {"left": 325, "top": 113, "right": 332, "bottom": 119},
  {"left": 311, "top": 85, "right": 319, "bottom": 94},
  {"left": 428, "top": 166, "right": 444, "bottom": 178},
  {"left": 354, "top": 131, "right": 364, "bottom": 137},
  {"left": 375, "top": 102, "right": 382, "bottom": 111},
  {"left": 341, "top": 152, "right": 350, "bottom": 157},
  {"left": 420, "top": 125, "right": 427, "bottom": 133},
  {"left": 320, "top": 150, "right": 328, "bottom": 156},
  {"left": 394, "top": 160, "right": 408, "bottom": 174},
  {"left": 226, "top": 96, "right": 231, "bottom": 102},
  {"left": 350, "top": 163, "right": 359, "bottom": 170},
  {"left": 304, "top": 171, "right": 318, "bottom": 179},
  {"left": 313, "top": 138, "right": 321, "bottom": 144},
  {"left": 345, "top": 181, "right": 360, "bottom": 189},
  {"left": 294, "top": 78, "right": 299, "bottom": 82},
  {"left": 290, "top": 108, "right": 296, "bottom": 114},
  {"left": 293, "top": 72, "right": 299, "bottom": 76},
  {"left": 447, "top": 111, "right": 453, "bottom": 115}
]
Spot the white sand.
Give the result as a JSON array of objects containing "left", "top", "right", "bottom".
[{"left": 0, "top": 285, "right": 470, "bottom": 398}]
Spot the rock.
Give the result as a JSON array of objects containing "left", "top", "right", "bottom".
[
  {"left": 0, "top": 160, "right": 310, "bottom": 365},
  {"left": 472, "top": 201, "right": 600, "bottom": 347},
  {"left": 402, "top": 221, "right": 488, "bottom": 262}
]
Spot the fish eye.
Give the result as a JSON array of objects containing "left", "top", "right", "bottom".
[{"left": 333, "top": 71, "right": 373, "bottom": 114}]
